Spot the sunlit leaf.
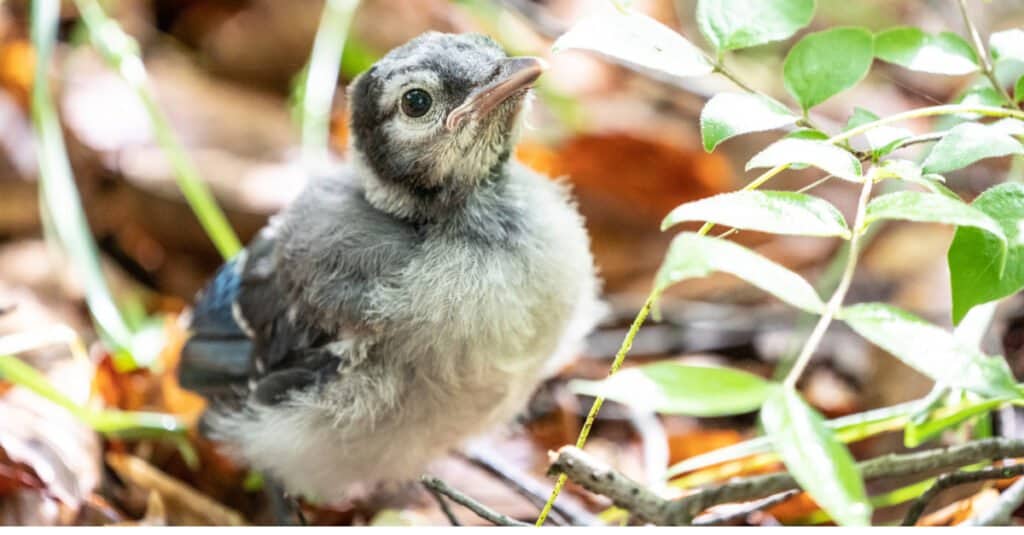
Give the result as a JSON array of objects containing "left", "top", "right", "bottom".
[
  {"left": 840, "top": 303, "right": 1020, "bottom": 398},
  {"left": 570, "top": 362, "right": 775, "bottom": 416},
  {"left": 864, "top": 191, "right": 1007, "bottom": 267},
  {"left": 761, "top": 389, "right": 872, "bottom": 526},
  {"left": 747, "top": 138, "right": 863, "bottom": 181},
  {"left": 656, "top": 232, "right": 825, "bottom": 313},
  {"left": 696, "top": 0, "right": 814, "bottom": 51},
  {"left": 663, "top": 190, "right": 851, "bottom": 238},
  {"left": 949, "top": 182, "right": 1024, "bottom": 324},
  {"left": 904, "top": 397, "right": 1008, "bottom": 448},
  {"left": 701, "top": 93, "right": 799, "bottom": 151},
  {"left": 553, "top": 7, "right": 713, "bottom": 80},
  {"left": 844, "top": 107, "right": 912, "bottom": 153},
  {"left": 783, "top": 27, "right": 874, "bottom": 111},
  {"left": 922, "top": 122, "right": 1024, "bottom": 174},
  {"left": 874, "top": 27, "right": 978, "bottom": 75},
  {"left": 990, "top": 28, "right": 1024, "bottom": 64}
]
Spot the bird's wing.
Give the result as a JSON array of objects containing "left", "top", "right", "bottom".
[{"left": 179, "top": 223, "right": 335, "bottom": 400}]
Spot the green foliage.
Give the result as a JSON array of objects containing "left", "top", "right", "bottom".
[
  {"left": 874, "top": 27, "right": 978, "bottom": 75},
  {"left": 949, "top": 183, "right": 1024, "bottom": 324},
  {"left": 1016, "top": 75, "right": 1024, "bottom": 105},
  {"left": 662, "top": 190, "right": 851, "bottom": 238},
  {"left": 922, "top": 122, "right": 1024, "bottom": 174},
  {"left": 746, "top": 138, "right": 863, "bottom": 181},
  {"left": 700, "top": 93, "right": 799, "bottom": 151},
  {"left": 783, "top": 27, "right": 874, "bottom": 111},
  {"left": 570, "top": 362, "right": 776, "bottom": 416},
  {"left": 0, "top": 355, "right": 185, "bottom": 435},
  {"left": 990, "top": 28, "right": 1024, "bottom": 64},
  {"left": 657, "top": 232, "right": 825, "bottom": 313},
  {"left": 552, "top": 8, "right": 712, "bottom": 80},
  {"left": 840, "top": 303, "right": 1019, "bottom": 399},
  {"left": 696, "top": 0, "right": 814, "bottom": 51},
  {"left": 761, "top": 389, "right": 872, "bottom": 526},
  {"left": 544, "top": 2, "right": 1024, "bottom": 526},
  {"left": 864, "top": 191, "right": 1007, "bottom": 264},
  {"left": 845, "top": 107, "right": 912, "bottom": 155}
]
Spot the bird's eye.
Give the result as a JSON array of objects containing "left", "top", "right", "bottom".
[{"left": 400, "top": 89, "right": 433, "bottom": 118}]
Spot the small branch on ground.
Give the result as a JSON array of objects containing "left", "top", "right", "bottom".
[
  {"left": 549, "top": 438, "right": 1024, "bottom": 525},
  {"left": 420, "top": 475, "right": 530, "bottom": 527},
  {"left": 422, "top": 480, "right": 461, "bottom": 526},
  {"left": 963, "top": 474, "right": 1024, "bottom": 526},
  {"left": 694, "top": 490, "right": 801, "bottom": 526},
  {"left": 902, "top": 463, "right": 1024, "bottom": 525}
]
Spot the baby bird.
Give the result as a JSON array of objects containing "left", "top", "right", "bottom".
[{"left": 178, "top": 32, "right": 603, "bottom": 503}]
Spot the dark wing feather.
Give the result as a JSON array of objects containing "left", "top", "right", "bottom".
[{"left": 179, "top": 224, "right": 340, "bottom": 403}]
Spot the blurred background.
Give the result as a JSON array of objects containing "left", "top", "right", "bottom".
[{"left": 2, "top": 0, "right": 1024, "bottom": 526}]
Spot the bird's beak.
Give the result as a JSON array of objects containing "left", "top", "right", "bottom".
[{"left": 445, "top": 56, "right": 547, "bottom": 131}]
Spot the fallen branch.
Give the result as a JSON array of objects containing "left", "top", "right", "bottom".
[
  {"left": 549, "top": 438, "right": 1024, "bottom": 525},
  {"left": 694, "top": 490, "right": 800, "bottom": 526},
  {"left": 421, "top": 480, "right": 461, "bottom": 526},
  {"left": 902, "top": 464, "right": 1024, "bottom": 525},
  {"left": 963, "top": 476, "right": 1024, "bottom": 526},
  {"left": 420, "top": 475, "right": 530, "bottom": 527}
]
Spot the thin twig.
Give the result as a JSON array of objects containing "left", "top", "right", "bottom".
[
  {"left": 694, "top": 490, "right": 800, "bottom": 526},
  {"left": 902, "top": 463, "right": 1024, "bottom": 525},
  {"left": 550, "top": 438, "right": 1024, "bottom": 525},
  {"left": 783, "top": 177, "right": 873, "bottom": 388},
  {"left": 956, "top": 0, "right": 1015, "bottom": 107},
  {"left": 420, "top": 476, "right": 530, "bottom": 527},
  {"left": 460, "top": 447, "right": 598, "bottom": 525},
  {"left": 963, "top": 474, "right": 1024, "bottom": 526},
  {"left": 422, "top": 480, "right": 461, "bottom": 526}
]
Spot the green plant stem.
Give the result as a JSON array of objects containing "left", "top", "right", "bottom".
[
  {"left": 30, "top": 0, "right": 135, "bottom": 362},
  {"left": 535, "top": 295, "right": 655, "bottom": 526},
  {"left": 783, "top": 177, "right": 873, "bottom": 388},
  {"left": 956, "top": 0, "right": 1015, "bottom": 108},
  {"left": 72, "top": 0, "right": 241, "bottom": 260},
  {"left": 300, "top": 0, "right": 360, "bottom": 168}
]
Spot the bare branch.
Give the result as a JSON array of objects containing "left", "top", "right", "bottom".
[
  {"left": 902, "top": 463, "right": 1024, "bottom": 525},
  {"left": 550, "top": 438, "right": 1024, "bottom": 525},
  {"left": 963, "top": 475, "right": 1024, "bottom": 526},
  {"left": 694, "top": 490, "right": 800, "bottom": 526},
  {"left": 420, "top": 475, "right": 530, "bottom": 527}
]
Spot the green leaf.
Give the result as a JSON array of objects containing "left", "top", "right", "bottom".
[
  {"left": 570, "top": 362, "right": 775, "bottom": 416},
  {"left": 873, "top": 160, "right": 957, "bottom": 198},
  {"left": 696, "top": 0, "right": 814, "bottom": 51},
  {"left": 874, "top": 27, "right": 979, "bottom": 75},
  {"left": 949, "top": 182, "right": 1024, "bottom": 324},
  {"left": 657, "top": 232, "right": 824, "bottom": 313},
  {"left": 864, "top": 191, "right": 1007, "bottom": 265},
  {"left": 747, "top": 138, "right": 863, "bottom": 181},
  {"left": 990, "top": 28, "right": 1024, "bottom": 64},
  {"left": 904, "top": 397, "right": 1008, "bottom": 448},
  {"left": 700, "top": 93, "right": 799, "bottom": 152},
  {"left": 783, "top": 27, "right": 874, "bottom": 111},
  {"left": 845, "top": 107, "right": 911, "bottom": 153},
  {"left": 958, "top": 84, "right": 1008, "bottom": 108},
  {"left": 1015, "top": 75, "right": 1024, "bottom": 105},
  {"left": 922, "top": 122, "right": 1024, "bottom": 174},
  {"left": 761, "top": 389, "right": 872, "bottom": 526},
  {"left": 840, "top": 303, "right": 1020, "bottom": 399},
  {"left": 662, "top": 190, "right": 851, "bottom": 238},
  {"left": 552, "top": 7, "right": 713, "bottom": 80}
]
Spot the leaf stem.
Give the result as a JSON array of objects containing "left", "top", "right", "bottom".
[
  {"left": 300, "top": 0, "right": 360, "bottom": 169},
  {"left": 73, "top": 0, "right": 242, "bottom": 260},
  {"left": 783, "top": 177, "right": 873, "bottom": 389},
  {"left": 535, "top": 294, "right": 655, "bottom": 526},
  {"left": 955, "top": 0, "right": 1015, "bottom": 108}
]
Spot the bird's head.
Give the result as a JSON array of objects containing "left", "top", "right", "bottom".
[{"left": 347, "top": 32, "right": 545, "bottom": 220}]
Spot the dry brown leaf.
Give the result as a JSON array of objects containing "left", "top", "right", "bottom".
[
  {"left": 106, "top": 452, "right": 246, "bottom": 526},
  {"left": 0, "top": 40, "right": 32, "bottom": 109}
]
